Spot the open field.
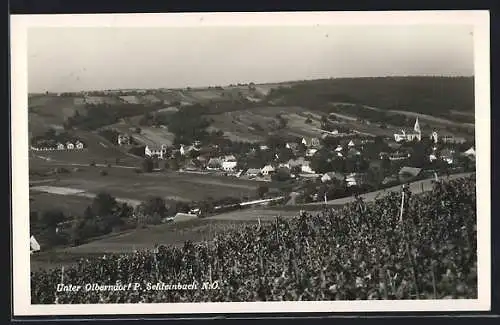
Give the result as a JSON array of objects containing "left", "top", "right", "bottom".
[
  {"left": 28, "top": 95, "right": 87, "bottom": 134},
  {"left": 388, "top": 109, "right": 475, "bottom": 129},
  {"left": 329, "top": 102, "right": 475, "bottom": 130},
  {"left": 119, "top": 95, "right": 140, "bottom": 104},
  {"left": 207, "top": 106, "right": 326, "bottom": 142},
  {"left": 29, "top": 168, "right": 269, "bottom": 204},
  {"left": 29, "top": 191, "right": 95, "bottom": 217},
  {"left": 134, "top": 127, "right": 175, "bottom": 147}
]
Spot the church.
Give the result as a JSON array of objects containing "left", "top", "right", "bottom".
[{"left": 393, "top": 118, "right": 422, "bottom": 142}]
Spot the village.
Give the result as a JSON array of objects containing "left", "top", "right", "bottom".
[{"left": 112, "top": 117, "right": 475, "bottom": 213}]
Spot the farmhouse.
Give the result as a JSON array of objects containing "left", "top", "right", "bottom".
[
  {"left": 207, "top": 158, "right": 222, "bottom": 170},
  {"left": 261, "top": 165, "right": 276, "bottom": 176},
  {"left": 259, "top": 145, "right": 270, "bottom": 151},
  {"left": 66, "top": 142, "right": 75, "bottom": 150},
  {"left": 222, "top": 161, "right": 237, "bottom": 172},
  {"left": 245, "top": 168, "right": 261, "bottom": 177},
  {"left": 145, "top": 144, "right": 168, "bottom": 160},
  {"left": 394, "top": 118, "right": 422, "bottom": 143},
  {"left": 75, "top": 141, "right": 84, "bottom": 149},
  {"left": 345, "top": 173, "right": 368, "bottom": 187},
  {"left": 321, "top": 172, "right": 345, "bottom": 183},
  {"left": 301, "top": 161, "right": 315, "bottom": 174},
  {"left": 180, "top": 144, "right": 200, "bottom": 156},
  {"left": 56, "top": 143, "right": 65, "bottom": 150},
  {"left": 223, "top": 155, "right": 236, "bottom": 162},
  {"left": 463, "top": 147, "right": 476, "bottom": 158},
  {"left": 117, "top": 134, "right": 130, "bottom": 146}
]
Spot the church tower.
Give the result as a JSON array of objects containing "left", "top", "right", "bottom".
[{"left": 414, "top": 117, "right": 422, "bottom": 141}]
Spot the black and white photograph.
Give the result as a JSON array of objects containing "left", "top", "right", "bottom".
[{"left": 10, "top": 11, "right": 490, "bottom": 316}]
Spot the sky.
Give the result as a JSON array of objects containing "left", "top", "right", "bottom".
[{"left": 27, "top": 25, "right": 474, "bottom": 93}]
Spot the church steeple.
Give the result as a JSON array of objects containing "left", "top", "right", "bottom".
[{"left": 414, "top": 117, "right": 421, "bottom": 134}]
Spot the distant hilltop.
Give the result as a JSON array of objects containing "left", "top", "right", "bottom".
[{"left": 28, "top": 75, "right": 473, "bottom": 96}]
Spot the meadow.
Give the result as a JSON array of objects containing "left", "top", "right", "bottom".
[{"left": 30, "top": 167, "right": 269, "bottom": 204}]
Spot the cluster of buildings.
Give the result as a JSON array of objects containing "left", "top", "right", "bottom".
[
  {"left": 393, "top": 118, "right": 467, "bottom": 144},
  {"left": 30, "top": 139, "right": 85, "bottom": 151},
  {"left": 116, "top": 117, "right": 473, "bottom": 191}
]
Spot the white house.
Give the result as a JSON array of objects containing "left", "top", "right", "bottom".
[
  {"left": 301, "top": 162, "right": 315, "bottom": 174},
  {"left": 56, "top": 143, "right": 65, "bottom": 150},
  {"left": 430, "top": 131, "right": 439, "bottom": 144},
  {"left": 335, "top": 145, "right": 343, "bottom": 152},
  {"left": 66, "top": 142, "right": 75, "bottom": 150},
  {"left": 306, "top": 148, "right": 318, "bottom": 157},
  {"left": 259, "top": 145, "right": 270, "bottom": 151},
  {"left": 261, "top": 165, "right": 276, "bottom": 176},
  {"left": 222, "top": 161, "right": 237, "bottom": 172},
  {"left": 463, "top": 147, "right": 476, "bottom": 158},
  {"left": 75, "top": 141, "right": 84, "bottom": 149},
  {"left": 394, "top": 118, "right": 422, "bottom": 142},
  {"left": 30, "top": 235, "right": 40, "bottom": 253},
  {"left": 207, "top": 158, "right": 222, "bottom": 170},
  {"left": 145, "top": 144, "right": 168, "bottom": 159},
  {"left": 321, "top": 172, "right": 345, "bottom": 183},
  {"left": 179, "top": 145, "right": 188, "bottom": 156},
  {"left": 276, "top": 162, "right": 289, "bottom": 169},
  {"left": 345, "top": 173, "right": 363, "bottom": 187},
  {"left": 347, "top": 140, "right": 355, "bottom": 147},
  {"left": 117, "top": 134, "right": 130, "bottom": 146},
  {"left": 246, "top": 168, "right": 261, "bottom": 177},
  {"left": 223, "top": 155, "right": 236, "bottom": 162}
]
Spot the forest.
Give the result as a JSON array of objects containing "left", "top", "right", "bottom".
[{"left": 267, "top": 76, "right": 474, "bottom": 119}]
